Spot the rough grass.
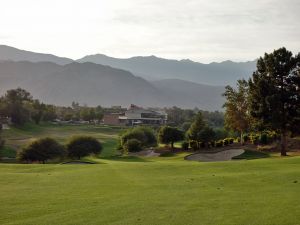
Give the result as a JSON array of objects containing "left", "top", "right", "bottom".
[{"left": 0, "top": 156, "right": 300, "bottom": 225}]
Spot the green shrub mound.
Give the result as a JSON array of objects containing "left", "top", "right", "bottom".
[
  {"left": 123, "top": 139, "right": 142, "bottom": 153},
  {"left": 67, "top": 136, "right": 102, "bottom": 160},
  {"left": 18, "top": 137, "right": 65, "bottom": 163}
]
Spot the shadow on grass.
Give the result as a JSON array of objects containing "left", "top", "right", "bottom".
[
  {"left": 232, "top": 150, "right": 270, "bottom": 160},
  {"left": 100, "top": 155, "right": 152, "bottom": 162}
]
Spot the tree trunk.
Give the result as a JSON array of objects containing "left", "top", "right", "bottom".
[
  {"left": 171, "top": 142, "right": 174, "bottom": 151},
  {"left": 280, "top": 130, "right": 287, "bottom": 156},
  {"left": 240, "top": 131, "right": 244, "bottom": 145}
]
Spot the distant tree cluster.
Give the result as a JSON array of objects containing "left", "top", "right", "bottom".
[
  {"left": 164, "top": 106, "right": 224, "bottom": 130},
  {"left": 0, "top": 89, "right": 105, "bottom": 126}
]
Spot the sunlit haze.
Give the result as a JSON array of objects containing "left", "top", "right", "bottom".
[{"left": 0, "top": 0, "right": 299, "bottom": 62}]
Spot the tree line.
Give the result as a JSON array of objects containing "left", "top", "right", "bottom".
[
  {"left": 0, "top": 88, "right": 105, "bottom": 126},
  {"left": 119, "top": 111, "right": 224, "bottom": 153}
]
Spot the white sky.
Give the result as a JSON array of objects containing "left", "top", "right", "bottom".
[{"left": 0, "top": 0, "right": 299, "bottom": 63}]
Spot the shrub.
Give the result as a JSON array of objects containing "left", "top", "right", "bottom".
[
  {"left": 121, "top": 126, "right": 157, "bottom": 149},
  {"left": 123, "top": 139, "right": 142, "bottom": 153},
  {"left": 250, "top": 134, "right": 259, "bottom": 144},
  {"left": 243, "top": 135, "right": 249, "bottom": 143},
  {"left": 228, "top": 138, "right": 234, "bottom": 144},
  {"left": 210, "top": 141, "right": 216, "bottom": 148},
  {"left": 223, "top": 139, "right": 229, "bottom": 146},
  {"left": 67, "top": 136, "right": 102, "bottom": 160},
  {"left": 18, "top": 137, "right": 65, "bottom": 163},
  {"left": 181, "top": 141, "right": 189, "bottom": 150},
  {"left": 189, "top": 140, "right": 198, "bottom": 151},
  {"left": 216, "top": 140, "right": 223, "bottom": 147},
  {"left": 0, "top": 137, "right": 4, "bottom": 149},
  {"left": 259, "top": 133, "right": 268, "bottom": 145}
]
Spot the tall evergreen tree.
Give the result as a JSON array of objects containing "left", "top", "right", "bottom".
[
  {"left": 187, "top": 112, "right": 206, "bottom": 149},
  {"left": 249, "top": 47, "right": 300, "bottom": 156}
]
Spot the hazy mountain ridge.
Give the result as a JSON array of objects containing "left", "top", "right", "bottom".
[
  {"left": 0, "top": 61, "right": 225, "bottom": 110},
  {"left": 77, "top": 54, "right": 257, "bottom": 85},
  {"left": 0, "top": 45, "right": 73, "bottom": 65},
  {"left": 0, "top": 45, "right": 256, "bottom": 86}
]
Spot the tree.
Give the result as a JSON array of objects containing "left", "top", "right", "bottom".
[
  {"left": 223, "top": 79, "right": 251, "bottom": 145},
  {"left": 30, "top": 100, "right": 46, "bottom": 124},
  {"left": 94, "top": 106, "right": 104, "bottom": 122},
  {"left": 158, "top": 126, "right": 184, "bottom": 150},
  {"left": 18, "top": 138, "right": 65, "bottom": 163},
  {"left": 187, "top": 112, "right": 206, "bottom": 149},
  {"left": 43, "top": 105, "right": 57, "bottom": 121},
  {"left": 2, "top": 88, "right": 32, "bottom": 125},
  {"left": 249, "top": 47, "right": 300, "bottom": 156},
  {"left": 199, "top": 126, "right": 215, "bottom": 148},
  {"left": 123, "top": 139, "right": 142, "bottom": 153},
  {"left": 0, "top": 127, "right": 5, "bottom": 158},
  {"left": 67, "top": 136, "right": 102, "bottom": 160},
  {"left": 120, "top": 126, "right": 157, "bottom": 149}
]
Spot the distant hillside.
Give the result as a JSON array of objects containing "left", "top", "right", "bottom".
[
  {"left": 151, "top": 79, "right": 225, "bottom": 110},
  {"left": 78, "top": 54, "right": 256, "bottom": 85},
  {"left": 0, "top": 45, "right": 73, "bottom": 65},
  {"left": 0, "top": 61, "right": 225, "bottom": 110}
]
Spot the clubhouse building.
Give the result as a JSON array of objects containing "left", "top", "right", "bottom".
[{"left": 103, "top": 104, "right": 167, "bottom": 126}]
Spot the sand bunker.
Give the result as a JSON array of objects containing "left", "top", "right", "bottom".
[
  {"left": 186, "top": 149, "right": 245, "bottom": 162},
  {"left": 62, "top": 161, "right": 95, "bottom": 164},
  {"left": 128, "top": 150, "right": 160, "bottom": 157}
]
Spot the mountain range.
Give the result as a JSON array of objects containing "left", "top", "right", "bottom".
[
  {"left": 0, "top": 45, "right": 258, "bottom": 110},
  {"left": 78, "top": 54, "right": 256, "bottom": 85}
]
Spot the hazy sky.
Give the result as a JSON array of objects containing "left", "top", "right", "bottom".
[{"left": 0, "top": 0, "right": 299, "bottom": 63}]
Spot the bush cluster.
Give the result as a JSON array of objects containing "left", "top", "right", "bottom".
[
  {"left": 18, "top": 136, "right": 102, "bottom": 163},
  {"left": 120, "top": 126, "right": 157, "bottom": 153},
  {"left": 241, "top": 131, "right": 279, "bottom": 145}
]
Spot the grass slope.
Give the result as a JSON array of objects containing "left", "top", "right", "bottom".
[{"left": 1, "top": 156, "right": 300, "bottom": 225}]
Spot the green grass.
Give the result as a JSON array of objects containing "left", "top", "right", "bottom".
[
  {"left": 1, "top": 124, "right": 300, "bottom": 224},
  {"left": 232, "top": 150, "right": 270, "bottom": 160},
  {"left": 0, "top": 145, "right": 16, "bottom": 158},
  {"left": 1, "top": 156, "right": 300, "bottom": 225}
]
